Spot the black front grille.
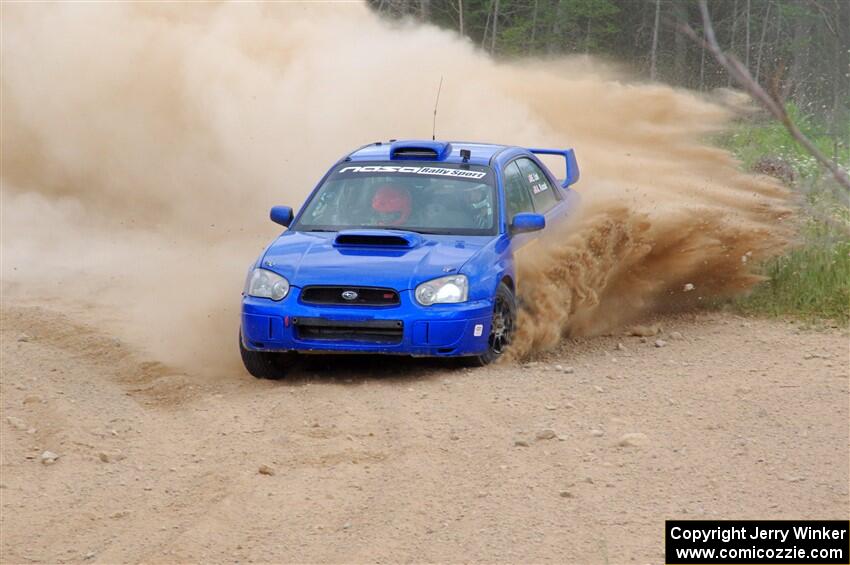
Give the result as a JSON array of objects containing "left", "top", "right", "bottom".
[
  {"left": 293, "top": 317, "right": 403, "bottom": 344},
  {"left": 301, "top": 286, "right": 400, "bottom": 306}
]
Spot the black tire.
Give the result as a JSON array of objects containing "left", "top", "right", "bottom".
[
  {"left": 465, "top": 282, "right": 516, "bottom": 367},
  {"left": 239, "top": 330, "right": 295, "bottom": 380}
]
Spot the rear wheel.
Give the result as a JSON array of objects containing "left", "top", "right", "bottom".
[
  {"left": 466, "top": 282, "right": 516, "bottom": 367},
  {"left": 239, "top": 330, "right": 295, "bottom": 380}
]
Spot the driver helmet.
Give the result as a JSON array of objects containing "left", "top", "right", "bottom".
[{"left": 371, "top": 183, "right": 412, "bottom": 226}]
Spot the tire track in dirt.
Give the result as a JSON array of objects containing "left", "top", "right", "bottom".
[{"left": 3, "top": 305, "right": 204, "bottom": 408}]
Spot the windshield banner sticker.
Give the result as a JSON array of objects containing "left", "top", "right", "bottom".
[{"left": 339, "top": 165, "right": 487, "bottom": 180}]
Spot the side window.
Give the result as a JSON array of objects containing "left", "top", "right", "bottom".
[
  {"left": 516, "top": 158, "right": 558, "bottom": 213},
  {"left": 503, "top": 161, "right": 534, "bottom": 221}
]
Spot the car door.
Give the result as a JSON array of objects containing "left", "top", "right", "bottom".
[
  {"left": 500, "top": 159, "right": 541, "bottom": 263},
  {"left": 498, "top": 155, "right": 578, "bottom": 296},
  {"left": 513, "top": 157, "right": 571, "bottom": 229}
]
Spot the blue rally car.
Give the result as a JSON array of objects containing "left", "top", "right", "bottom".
[{"left": 240, "top": 140, "right": 580, "bottom": 378}]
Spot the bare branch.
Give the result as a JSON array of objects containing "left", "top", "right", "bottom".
[
  {"left": 811, "top": 0, "right": 839, "bottom": 38},
  {"left": 680, "top": 1, "right": 850, "bottom": 191}
]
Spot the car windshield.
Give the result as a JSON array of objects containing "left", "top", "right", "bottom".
[{"left": 293, "top": 162, "right": 498, "bottom": 235}]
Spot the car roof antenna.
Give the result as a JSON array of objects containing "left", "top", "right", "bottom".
[{"left": 432, "top": 76, "right": 443, "bottom": 141}]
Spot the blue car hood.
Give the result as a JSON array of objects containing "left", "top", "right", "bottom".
[{"left": 261, "top": 230, "right": 493, "bottom": 290}]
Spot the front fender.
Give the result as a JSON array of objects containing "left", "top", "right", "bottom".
[{"left": 460, "top": 235, "right": 515, "bottom": 301}]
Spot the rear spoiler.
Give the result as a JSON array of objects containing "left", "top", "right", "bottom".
[{"left": 527, "top": 148, "right": 580, "bottom": 188}]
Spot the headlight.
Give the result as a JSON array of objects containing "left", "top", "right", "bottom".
[
  {"left": 415, "top": 275, "right": 468, "bottom": 306},
  {"left": 244, "top": 268, "right": 290, "bottom": 301}
]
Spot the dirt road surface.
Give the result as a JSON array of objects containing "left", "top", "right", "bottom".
[{"left": 1, "top": 304, "right": 847, "bottom": 563}]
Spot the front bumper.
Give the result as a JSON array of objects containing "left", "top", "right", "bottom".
[{"left": 241, "top": 287, "right": 493, "bottom": 357}]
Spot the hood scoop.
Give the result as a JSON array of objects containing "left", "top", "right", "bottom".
[{"left": 333, "top": 229, "right": 422, "bottom": 249}]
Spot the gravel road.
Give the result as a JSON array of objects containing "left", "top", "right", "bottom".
[{"left": 1, "top": 305, "right": 847, "bottom": 563}]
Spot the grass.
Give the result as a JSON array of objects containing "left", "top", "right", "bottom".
[
  {"left": 735, "top": 216, "right": 850, "bottom": 325},
  {"left": 722, "top": 104, "right": 848, "bottom": 182},
  {"left": 721, "top": 105, "right": 850, "bottom": 325}
]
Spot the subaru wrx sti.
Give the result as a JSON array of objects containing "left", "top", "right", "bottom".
[{"left": 240, "top": 140, "right": 580, "bottom": 378}]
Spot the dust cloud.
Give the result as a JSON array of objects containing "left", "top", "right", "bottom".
[
  {"left": 1, "top": 3, "right": 792, "bottom": 371},
  {"left": 505, "top": 65, "right": 793, "bottom": 357}
]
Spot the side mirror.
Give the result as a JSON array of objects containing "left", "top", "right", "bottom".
[
  {"left": 270, "top": 206, "right": 293, "bottom": 227},
  {"left": 510, "top": 212, "right": 546, "bottom": 235}
]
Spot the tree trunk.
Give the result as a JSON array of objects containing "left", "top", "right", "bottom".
[
  {"left": 490, "top": 0, "right": 500, "bottom": 54},
  {"left": 787, "top": 9, "right": 810, "bottom": 105},
  {"left": 833, "top": 0, "right": 850, "bottom": 163},
  {"left": 673, "top": 1, "right": 688, "bottom": 84},
  {"left": 728, "top": 0, "right": 738, "bottom": 85},
  {"left": 650, "top": 0, "right": 661, "bottom": 80},
  {"left": 549, "top": 0, "right": 568, "bottom": 55},
  {"left": 773, "top": 0, "right": 783, "bottom": 89},
  {"left": 418, "top": 0, "right": 430, "bottom": 21},
  {"left": 481, "top": 0, "right": 492, "bottom": 49},
  {"left": 457, "top": 0, "right": 464, "bottom": 35},
  {"left": 528, "top": 0, "right": 538, "bottom": 54},
  {"left": 754, "top": 1, "right": 771, "bottom": 83},
  {"left": 744, "top": 0, "right": 751, "bottom": 70}
]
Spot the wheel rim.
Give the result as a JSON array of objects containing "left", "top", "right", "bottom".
[{"left": 488, "top": 295, "right": 514, "bottom": 355}]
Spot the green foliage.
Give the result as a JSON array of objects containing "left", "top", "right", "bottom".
[{"left": 497, "top": 23, "right": 534, "bottom": 55}]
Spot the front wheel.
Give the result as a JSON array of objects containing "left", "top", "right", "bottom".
[
  {"left": 466, "top": 282, "right": 516, "bottom": 366},
  {"left": 239, "top": 331, "right": 295, "bottom": 379}
]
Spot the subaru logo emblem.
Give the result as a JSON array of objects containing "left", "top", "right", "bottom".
[{"left": 341, "top": 290, "right": 358, "bottom": 301}]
